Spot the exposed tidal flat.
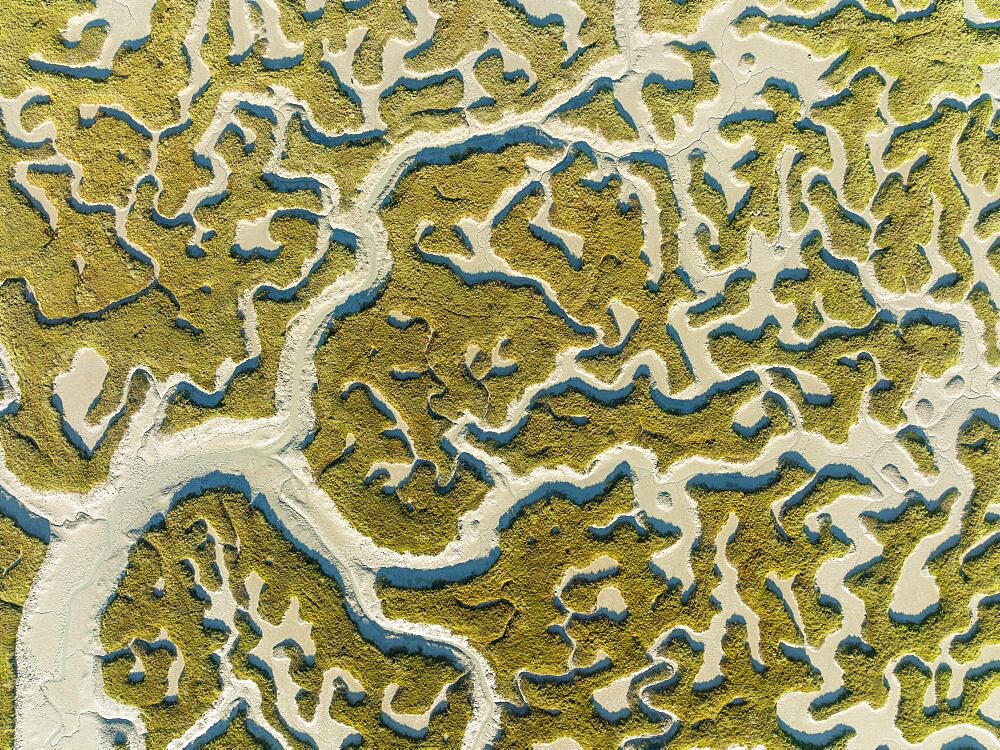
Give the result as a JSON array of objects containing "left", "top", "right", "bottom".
[{"left": 0, "top": 0, "right": 999, "bottom": 747}]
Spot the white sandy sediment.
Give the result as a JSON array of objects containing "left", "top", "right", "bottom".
[
  {"left": 1, "top": 0, "right": 1000, "bottom": 747},
  {"left": 52, "top": 348, "right": 113, "bottom": 455}
]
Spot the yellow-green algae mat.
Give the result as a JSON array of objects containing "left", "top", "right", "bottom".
[{"left": 0, "top": 0, "right": 1000, "bottom": 747}]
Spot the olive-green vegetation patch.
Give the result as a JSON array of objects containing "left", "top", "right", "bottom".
[
  {"left": 101, "top": 491, "right": 471, "bottom": 748},
  {"left": 378, "top": 471, "right": 848, "bottom": 748},
  {"left": 0, "top": 516, "right": 46, "bottom": 748},
  {"left": 3, "top": 0, "right": 1000, "bottom": 746}
]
